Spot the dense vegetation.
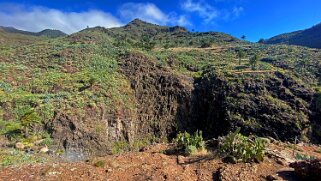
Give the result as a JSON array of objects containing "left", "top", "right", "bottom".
[{"left": 0, "top": 19, "right": 321, "bottom": 159}]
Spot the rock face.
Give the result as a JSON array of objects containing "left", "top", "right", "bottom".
[
  {"left": 290, "top": 159, "right": 321, "bottom": 180},
  {"left": 192, "top": 69, "right": 314, "bottom": 141},
  {"left": 45, "top": 57, "right": 320, "bottom": 155},
  {"left": 46, "top": 52, "right": 194, "bottom": 156},
  {"left": 119, "top": 52, "right": 194, "bottom": 140},
  {"left": 41, "top": 50, "right": 321, "bottom": 156},
  {"left": 310, "top": 92, "right": 321, "bottom": 142}
]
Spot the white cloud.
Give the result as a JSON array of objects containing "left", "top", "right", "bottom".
[
  {"left": 0, "top": 3, "right": 192, "bottom": 33},
  {"left": 119, "top": 3, "right": 191, "bottom": 26},
  {"left": 181, "top": 0, "right": 219, "bottom": 23},
  {"left": 0, "top": 4, "right": 122, "bottom": 34},
  {"left": 232, "top": 7, "right": 244, "bottom": 17},
  {"left": 181, "top": 0, "right": 244, "bottom": 23}
]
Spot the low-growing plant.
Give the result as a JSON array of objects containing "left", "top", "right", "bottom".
[
  {"left": 174, "top": 130, "right": 205, "bottom": 155},
  {"left": 112, "top": 141, "right": 130, "bottom": 154},
  {"left": 94, "top": 160, "right": 105, "bottom": 167},
  {"left": 295, "top": 152, "right": 317, "bottom": 161},
  {"left": 0, "top": 148, "right": 47, "bottom": 167},
  {"left": 218, "top": 128, "right": 266, "bottom": 163}
]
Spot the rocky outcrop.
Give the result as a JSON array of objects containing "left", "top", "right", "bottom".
[
  {"left": 192, "top": 69, "right": 314, "bottom": 141},
  {"left": 310, "top": 92, "right": 321, "bottom": 142},
  {"left": 45, "top": 52, "right": 194, "bottom": 156},
  {"left": 290, "top": 159, "right": 321, "bottom": 180},
  {"left": 46, "top": 105, "right": 135, "bottom": 157},
  {"left": 119, "top": 52, "right": 194, "bottom": 140}
]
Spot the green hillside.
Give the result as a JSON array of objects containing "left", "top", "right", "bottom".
[
  {"left": 265, "top": 23, "right": 321, "bottom": 49},
  {"left": 0, "top": 19, "right": 321, "bottom": 158},
  {"left": 0, "top": 26, "right": 66, "bottom": 38}
]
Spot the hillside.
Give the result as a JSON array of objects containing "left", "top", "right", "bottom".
[
  {"left": 0, "top": 26, "right": 66, "bottom": 38},
  {"left": 0, "top": 29, "right": 43, "bottom": 46},
  {"left": 265, "top": 23, "right": 321, "bottom": 49},
  {"left": 0, "top": 19, "right": 321, "bottom": 180}
]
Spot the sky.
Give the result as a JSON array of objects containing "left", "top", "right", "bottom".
[{"left": 0, "top": 0, "right": 321, "bottom": 42}]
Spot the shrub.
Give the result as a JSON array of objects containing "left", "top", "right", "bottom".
[
  {"left": 249, "top": 54, "right": 261, "bottom": 70},
  {"left": 218, "top": 128, "right": 266, "bottom": 163},
  {"left": 200, "top": 40, "right": 211, "bottom": 48},
  {"left": 174, "top": 130, "right": 205, "bottom": 155},
  {"left": 112, "top": 141, "right": 130, "bottom": 154},
  {"left": 20, "top": 110, "right": 41, "bottom": 137},
  {"left": 94, "top": 160, "right": 105, "bottom": 167},
  {"left": 295, "top": 153, "right": 317, "bottom": 161},
  {"left": 237, "top": 49, "right": 246, "bottom": 65}
]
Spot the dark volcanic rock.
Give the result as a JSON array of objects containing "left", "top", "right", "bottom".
[
  {"left": 192, "top": 69, "right": 314, "bottom": 141},
  {"left": 290, "top": 159, "right": 321, "bottom": 180},
  {"left": 46, "top": 52, "right": 194, "bottom": 156},
  {"left": 119, "top": 52, "right": 194, "bottom": 140},
  {"left": 44, "top": 53, "right": 319, "bottom": 156}
]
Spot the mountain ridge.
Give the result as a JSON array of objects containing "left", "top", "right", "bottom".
[
  {"left": 265, "top": 23, "right": 321, "bottom": 49},
  {"left": 0, "top": 26, "right": 67, "bottom": 38}
]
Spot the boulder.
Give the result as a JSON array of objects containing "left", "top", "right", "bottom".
[{"left": 290, "top": 159, "right": 321, "bottom": 179}]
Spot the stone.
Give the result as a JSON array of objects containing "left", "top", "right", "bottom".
[
  {"left": 290, "top": 159, "right": 321, "bottom": 180},
  {"left": 39, "top": 145, "right": 49, "bottom": 153},
  {"left": 223, "top": 156, "right": 237, "bottom": 164},
  {"left": 276, "top": 158, "right": 287, "bottom": 166},
  {"left": 266, "top": 174, "right": 278, "bottom": 181},
  {"left": 15, "top": 142, "right": 24, "bottom": 150},
  {"left": 177, "top": 155, "right": 185, "bottom": 164}
]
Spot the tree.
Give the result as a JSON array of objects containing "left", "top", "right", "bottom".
[
  {"left": 241, "top": 35, "right": 246, "bottom": 40},
  {"left": 249, "top": 54, "right": 261, "bottom": 70},
  {"left": 297, "top": 58, "right": 307, "bottom": 72},
  {"left": 237, "top": 49, "right": 246, "bottom": 65},
  {"left": 20, "top": 110, "right": 41, "bottom": 137}
]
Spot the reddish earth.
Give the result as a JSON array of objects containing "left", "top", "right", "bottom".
[{"left": 0, "top": 141, "right": 320, "bottom": 181}]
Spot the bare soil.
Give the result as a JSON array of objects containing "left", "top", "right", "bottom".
[{"left": 1, "top": 141, "right": 320, "bottom": 181}]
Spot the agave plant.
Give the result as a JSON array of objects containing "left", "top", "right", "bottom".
[
  {"left": 218, "top": 128, "right": 267, "bottom": 163},
  {"left": 174, "top": 130, "right": 205, "bottom": 155}
]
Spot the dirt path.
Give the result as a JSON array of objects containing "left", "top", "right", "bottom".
[{"left": 0, "top": 142, "right": 320, "bottom": 181}]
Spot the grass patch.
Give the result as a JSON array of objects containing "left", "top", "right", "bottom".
[{"left": 0, "top": 148, "right": 47, "bottom": 168}]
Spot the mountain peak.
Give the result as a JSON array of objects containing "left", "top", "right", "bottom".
[
  {"left": 37, "top": 29, "right": 67, "bottom": 38},
  {"left": 126, "top": 19, "right": 155, "bottom": 27}
]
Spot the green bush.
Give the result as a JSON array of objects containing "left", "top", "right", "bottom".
[
  {"left": 295, "top": 152, "right": 317, "bottom": 161},
  {"left": 200, "top": 40, "right": 211, "bottom": 48},
  {"left": 112, "top": 141, "right": 130, "bottom": 154},
  {"left": 174, "top": 130, "right": 205, "bottom": 155},
  {"left": 218, "top": 128, "right": 266, "bottom": 163},
  {"left": 20, "top": 110, "right": 41, "bottom": 137},
  {"left": 94, "top": 160, "right": 105, "bottom": 167}
]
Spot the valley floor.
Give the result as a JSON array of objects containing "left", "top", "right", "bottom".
[{"left": 1, "top": 141, "right": 320, "bottom": 181}]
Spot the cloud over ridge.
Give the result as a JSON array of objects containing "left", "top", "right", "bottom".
[
  {"left": 118, "top": 2, "right": 190, "bottom": 26},
  {"left": 0, "top": 1, "right": 244, "bottom": 34},
  {"left": 0, "top": 4, "right": 122, "bottom": 34}
]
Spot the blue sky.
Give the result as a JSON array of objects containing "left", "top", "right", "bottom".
[{"left": 0, "top": 0, "right": 321, "bottom": 41}]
